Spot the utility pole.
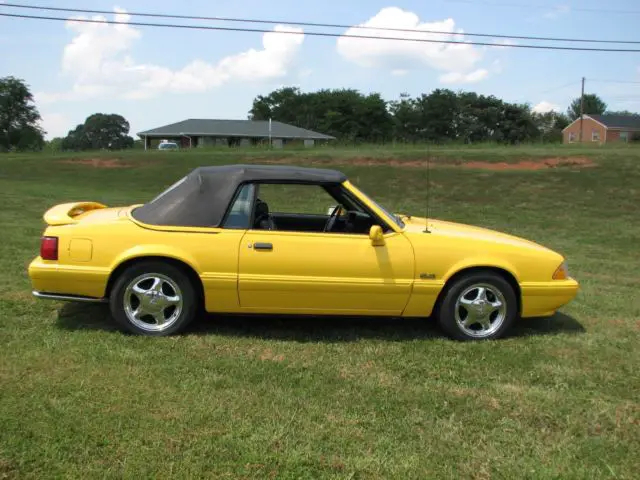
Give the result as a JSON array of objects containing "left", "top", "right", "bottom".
[{"left": 579, "top": 76, "right": 585, "bottom": 143}]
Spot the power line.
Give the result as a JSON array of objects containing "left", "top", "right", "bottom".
[
  {"left": 537, "top": 80, "right": 581, "bottom": 94},
  {"left": 441, "top": 0, "right": 640, "bottom": 15},
  {"left": 588, "top": 79, "right": 640, "bottom": 85},
  {"left": 2, "top": 12, "right": 640, "bottom": 53},
  {"left": 1, "top": 2, "right": 640, "bottom": 45}
]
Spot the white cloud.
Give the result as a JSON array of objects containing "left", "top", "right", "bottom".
[
  {"left": 439, "top": 69, "right": 488, "bottom": 84},
  {"left": 544, "top": 5, "right": 570, "bottom": 19},
  {"left": 391, "top": 69, "right": 409, "bottom": 76},
  {"left": 533, "top": 101, "right": 561, "bottom": 113},
  {"left": 491, "top": 39, "right": 518, "bottom": 50},
  {"left": 39, "top": 112, "right": 70, "bottom": 138},
  {"left": 39, "top": 9, "right": 304, "bottom": 103},
  {"left": 336, "top": 7, "right": 490, "bottom": 84}
]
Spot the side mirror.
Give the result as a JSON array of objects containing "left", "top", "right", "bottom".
[{"left": 369, "top": 225, "right": 385, "bottom": 246}]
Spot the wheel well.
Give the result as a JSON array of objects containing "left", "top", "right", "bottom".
[
  {"left": 434, "top": 266, "right": 522, "bottom": 316},
  {"left": 105, "top": 256, "right": 205, "bottom": 304}
]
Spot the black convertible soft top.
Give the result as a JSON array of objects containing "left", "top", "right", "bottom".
[{"left": 131, "top": 164, "right": 348, "bottom": 227}]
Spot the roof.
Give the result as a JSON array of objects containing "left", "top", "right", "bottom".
[
  {"left": 137, "top": 119, "right": 335, "bottom": 140},
  {"left": 587, "top": 114, "right": 640, "bottom": 130},
  {"left": 131, "top": 164, "right": 347, "bottom": 228},
  {"left": 194, "top": 164, "right": 347, "bottom": 184}
]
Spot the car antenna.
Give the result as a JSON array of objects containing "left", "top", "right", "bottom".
[{"left": 424, "top": 142, "right": 431, "bottom": 233}]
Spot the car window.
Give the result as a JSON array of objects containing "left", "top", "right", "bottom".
[
  {"left": 256, "top": 183, "right": 335, "bottom": 215},
  {"left": 222, "top": 183, "right": 255, "bottom": 229}
]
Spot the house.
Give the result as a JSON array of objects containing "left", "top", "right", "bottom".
[
  {"left": 137, "top": 119, "right": 335, "bottom": 150},
  {"left": 562, "top": 114, "right": 640, "bottom": 144}
]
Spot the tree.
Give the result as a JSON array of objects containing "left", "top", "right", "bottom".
[
  {"left": 604, "top": 110, "right": 638, "bottom": 116},
  {"left": 249, "top": 87, "right": 393, "bottom": 143},
  {"left": 0, "top": 76, "right": 45, "bottom": 151},
  {"left": 567, "top": 94, "right": 607, "bottom": 121},
  {"left": 533, "top": 111, "right": 570, "bottom": 143},
  {"left": 61, "top": 113, "right": 134, "bottom": 151}
]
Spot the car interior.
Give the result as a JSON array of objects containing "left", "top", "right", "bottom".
[{"left": 243, "top": 183, "right": 388, "bottom": 234}]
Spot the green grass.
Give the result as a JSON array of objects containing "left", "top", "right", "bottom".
[{"left": 1, "top": 145, "right": 639, "bottom": 479}]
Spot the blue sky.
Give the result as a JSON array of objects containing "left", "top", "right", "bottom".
[{"left": 1, "top": 0, "right": 639, "bottom": 139}]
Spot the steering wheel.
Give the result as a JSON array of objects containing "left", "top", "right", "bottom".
[{"left": 323, "top": 205, "right": 342, "bottom": 232}]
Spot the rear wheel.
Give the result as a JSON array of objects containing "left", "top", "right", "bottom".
[
  {"left": 437, "top": 271, "right": 517, "bottom": 341},
  {"left": 109, "top": 261, "right": 198, "bottom": 336}
]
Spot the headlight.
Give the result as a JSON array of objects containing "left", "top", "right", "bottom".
[{"left": 552, "top": 261, "right": 569, "bottom": 280}]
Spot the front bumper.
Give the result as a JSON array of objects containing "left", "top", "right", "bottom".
[{"left": 520, "top": 278, "right": 579, "bottom": 317}]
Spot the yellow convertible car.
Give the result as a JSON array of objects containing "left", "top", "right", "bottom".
[{"left": 28, "top": 164, "right": 578, "bottom": 340}]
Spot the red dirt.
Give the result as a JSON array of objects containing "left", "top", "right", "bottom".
[
  {"left": 260, "top": 156, "right": 596, "bottom": 171},
  {"left": 461, "top": 157, "right": 596, "bottom": 171},
  {"left": 58, "top": 158, "right": 131, "bottom": 169}
]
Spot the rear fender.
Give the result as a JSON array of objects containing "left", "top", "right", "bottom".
[{"left": 110, "top": 245, "right": 202, "bottom": 274}]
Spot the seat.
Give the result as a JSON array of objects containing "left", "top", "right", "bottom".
[{"left": 253, "top": 199, "right": 276, "bottom": 230}]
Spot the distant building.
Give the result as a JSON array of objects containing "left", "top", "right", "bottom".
[
  {"left": 562, "top": 114, "right": 640, "bottom": 144},
  {"left": 137, "top": 119, "right": 335, "bottom": 150}
]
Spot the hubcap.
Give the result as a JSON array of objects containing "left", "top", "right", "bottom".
[
  {"left": 123, "top": 273, "right": 183, "bottom": 332},
  {"left": 454, "top": 283, "right": 507, "bottom": 338}
]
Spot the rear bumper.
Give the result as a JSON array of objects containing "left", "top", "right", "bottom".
[
  {"left": 28, "top": 257, "right": 110, "bottom": 299},
  {"left": 520, "top": 278, "right": 579, "bottom": 317}
]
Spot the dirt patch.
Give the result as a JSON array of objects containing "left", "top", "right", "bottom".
[
  {"left": 258, "top": 156, "right": 596, "bottom": 171},
  {"left": 461, "top": 157, "right": 596, "bottom": 171},
  {"left": 58, "top": 158, "right": 131, "bottom": 169}
]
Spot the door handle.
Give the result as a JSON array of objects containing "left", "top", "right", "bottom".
[{"left": 253, "top": 242, "right": 273, "bottom": 251}]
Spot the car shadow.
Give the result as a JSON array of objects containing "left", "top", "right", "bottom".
[{"left": 56, "top": 303, "right": 585, "bottom": 342}]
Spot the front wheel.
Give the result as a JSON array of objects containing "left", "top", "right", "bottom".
[
  {"left": 437, "top": 271, "right": 518, "bottom": 341},
  {"left": 109, "top": 261, "right": 198, "bottom": 336}
]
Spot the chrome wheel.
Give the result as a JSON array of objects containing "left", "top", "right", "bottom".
[
  {"left": 454, "top": 283, "right": 507, "bottom": 338},
  {"left": 123, "top": 273, "right": 183, "bottom": 332}
]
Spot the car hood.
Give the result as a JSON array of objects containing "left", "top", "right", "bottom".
[{"left": 399, "top": 215, "right": 553, "bottom": 253}]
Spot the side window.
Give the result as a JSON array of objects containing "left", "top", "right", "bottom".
[
  {"left": 252, "top": 183, "right": 382, "bottom": 235},
  {"left": 222, "top": 183, "right": 255, "bottom": 229},
  {"left": 257, "top": 184, "right": 336, "bottom": 215}
]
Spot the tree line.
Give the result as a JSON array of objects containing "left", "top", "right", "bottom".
[
  {"left": 1, "top": 75, "right": 638, "bottom": 152},
  {"left": 0, "top": 76, "right": 135, "bottom": 152},
  {"left": 249, "top": 87, "right": 635, "bottom": 145}
]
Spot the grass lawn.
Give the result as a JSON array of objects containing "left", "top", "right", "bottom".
[{"left": 1, "top": 144, "right": 638, "bottom": 478}]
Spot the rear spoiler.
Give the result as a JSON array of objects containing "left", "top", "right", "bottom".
[{"left": 43, "top": 202, "right": 107, "bottom": 226}]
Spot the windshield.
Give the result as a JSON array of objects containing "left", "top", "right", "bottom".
[
  {"left": 368, "top": 196, "right": 405, "bottom": 229},
  {"left": 347, "top": 182, "right": 405, "bottom": 229}
]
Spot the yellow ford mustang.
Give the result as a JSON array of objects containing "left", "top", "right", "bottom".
[{"left": 28, "top": 164, "right": 578, "bottom": 340}]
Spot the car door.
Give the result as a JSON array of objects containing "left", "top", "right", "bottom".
[{"left": 236, "top": 183, "right": 415, "bottom": 315}]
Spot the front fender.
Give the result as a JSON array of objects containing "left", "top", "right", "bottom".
[{"left": 442, "top": 256, "right": 521, "bottom": 284}]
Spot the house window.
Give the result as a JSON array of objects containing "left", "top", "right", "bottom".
[
  {"left": 592, "top": 130, "right": 600, "bottom": 142},
  {"left": 568, "top": 132, "right": 576, "bottom": 143},
  {"left": 620, "top": 131, "right": 629, "bottom": 142}
]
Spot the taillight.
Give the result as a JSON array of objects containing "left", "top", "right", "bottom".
[{"left": 40, "top": 236, "right": 59, "bottom": 260}]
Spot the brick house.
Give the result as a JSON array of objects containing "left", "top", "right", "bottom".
[{"left": 562, "top": 114, "right": 640, "bottom": 144}]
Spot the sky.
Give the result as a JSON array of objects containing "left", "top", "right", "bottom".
[{"left": 1, "top": 0, "right": 639, "bottom": 139}]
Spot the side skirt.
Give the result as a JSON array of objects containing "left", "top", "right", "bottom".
[{"left": 32, "top": 291, "right": 108, "bottom": 303}]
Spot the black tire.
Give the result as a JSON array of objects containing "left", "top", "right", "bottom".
[
  {"left": 109, "top": 260, "right": 198, "bottom": 336},
  {"left": 436, "top": 271, "right": 518, "bottom": 341}
]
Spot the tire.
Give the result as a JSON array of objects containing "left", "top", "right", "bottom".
[
  {"left": 436, "top": 271, "right": 518, "bottom": 341},
  {"left": 109, "top": 260, "right": 198, "bottom": 336}
]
